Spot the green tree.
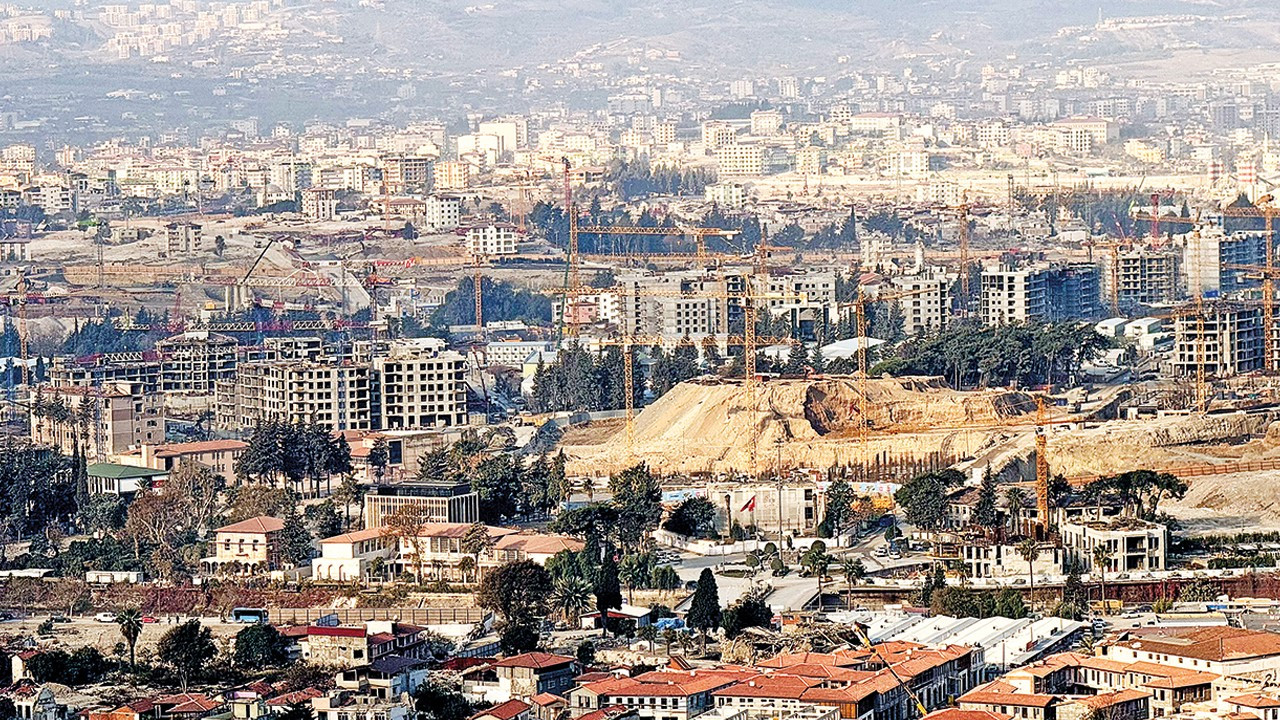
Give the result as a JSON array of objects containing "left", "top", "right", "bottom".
[
  {"left": 552, "top": 575, "right": 593, "bottom": 625},
  {"left": 895, "top": 469, "right": 963, "bottom": 535},
  {"left": 460, "top": 521, "right": 494, "bottom": 583},
  {"left": 477, "top": 560, "right": 554, "bottom": 653},
  {"left": 1093, "top": 544, "right": 1115, "bottom": 616},
  {"left": 687, "top": 568, "right": 721, "bottom": 651},
  {"left": 1017, "top": 539, "right": 1041, "bottom": 612},
  {"left": 721, "top": 589, "right": 773, "bottom": 639},
  {"left": 280, "top": 509, "right": 314, "bottom": 567},
  {"left": 842, "top": 558, "right": 866, "bottom": 609},
  {"left": 973, "top": 467, "right": 999, "bottom": 531},
  {"left": 234, "top": 623, "right": 289, "bottom": 667},
  {"left": 609, "top": 464, "right": 663, "bottom": 551},
  {"left": 576, "top": 640, "right": 596, "bottom": 667},
  {"left": 593, "top": 550, "right": 623, "bottom": 636},
  {"left": 157, "top": 619, "right": 217, "bottom": 690},
  {"left": 413, "top": 677, "right": 476, "bottom": 720},
  {"left": 663, "top": 497, "right": 717, "bottom": 538},
  {"left": 116, "top": 608, "right": 143, "bottom": 673},
  {"left": 1005, "top": 486, "right": 1027, "bottom": 536}
]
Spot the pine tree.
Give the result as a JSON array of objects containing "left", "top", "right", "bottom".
[
  {"left": 687, "top": 568, "right": 721, "bottom": 651},
  {"left": 280, "top": 509, "right": 313, "bottom": 567},
  {"left": 973, "top": 467, "right": 999, "bottom": 531}
]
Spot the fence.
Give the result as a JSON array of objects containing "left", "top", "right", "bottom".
[{"left": 267, "top": 606, "right": 487, "bottom": 626}]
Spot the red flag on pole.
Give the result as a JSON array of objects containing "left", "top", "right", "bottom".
[{"left": 740, "top": 495, "right": 757, "bottom": 512}]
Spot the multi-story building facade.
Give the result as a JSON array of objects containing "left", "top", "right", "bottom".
[
  {"left": 202, "top": 515, "right": 284, "bottom": 575},
  {"left": 981, "top": 265, "right": 1049, "bottom": 325},
  {"left": 217, "top": 361, "right": 374, "bottom": 431},
  {"left": 714, "top": 144, "right": 765, "bottom": 178},
  {"left": 889, "top": 271, "right": 951, "bottom": 336},
  {"left": 1184, "top": 228, "right": 1266, "bottom": 297},
  {"left": 1101, "top": 247, "right": 1182, "bottom": 310},
  {"left": 301, "top": 187, "right": 338, "bottom": 220},
  {"left": 373, "top": 339, "right": 468, "bottom": 430},
  {"left": 155, "top": 330, "right": 237, "bottom": 395},
  {"left": 1061, "top": 518, "right": 1168, "bottom": 573},
  {"left": 424, "top": 195, "right": 462, "bottom": 230},
  {"left": 164, "top": 222, "right": 202, "bottom": 257},
  {"left": 465, "top": 223, "right": 520, "bottom": 256},
  {"left": 362, "top": 480, "right": 480, "bottom": 529},
  {"left": 31, "top": 382, "right": 163, "bottom": 458},
  {"left": 1170, "top": 303, "right": 1263, "bottom": 377},
  {"left": 49, "top": 353, "right": 163, "bottom": 394}
]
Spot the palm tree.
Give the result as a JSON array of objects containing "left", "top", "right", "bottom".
[
  {"left": 458, "top": 555, "right": 477, "bottom": 584},
  {"left": 1005, "top": 487, "right": 1027, "bottom": 536},
  {"left": 661, "top": 628, "right": 677, "bottom": 656},
  {"left": 1017, "top": 539, "right": 1041, "bottom": 613},
  {"left": 842, "top": 558, "right": 866, "bottom": 610},
  {"left": 638, "top": 623, "right": 658, "bottom": 653},
  {"left": 552, "top": 576, "right": 593, "bottom": 626},
  {"left": 116, "top": 608, "right": 143, "bottom": 674},
  {"left": 460, "top": 522, "right": 493, "bottom": 582},
  {"left": 1092, "top": 544, "right": 1115, "bottom": 616}
]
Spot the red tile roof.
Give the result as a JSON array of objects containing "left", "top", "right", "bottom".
[
  {"left": 217, "top": 516, "right": 285, "bottom": 534},
  {"left": 1229, "top": 694, "right": 1280, "bottom": 710},
  {"left": 472, "top": 700, "right": 531, "bottom": 720},
  {"left": 924, "top": 711, "right": 1011, "bottom": 720},
  {"left": 494, "top": 652, "right": 576, "bottom": 670}
]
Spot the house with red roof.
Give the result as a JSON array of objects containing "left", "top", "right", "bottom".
[
  {"left": 201, "top": 516, "right": 286, "bottom": 575},
  {"left": 471, "top": 700, "right": 532, "bottom": 720},
  {"left": 529, "top": 693, "right": 568, "bottom": 720},
  {"left": 152, "top": 693, "right": 223, "bottom": 720},
  {"left": 463, "top": 653, "right": 580, "bottom": 704},
  {"left": 1224, "top": 693, "right": 1280, "bottom": 720},
  {"left": 568, "top": 669, "right": 756, "bottom": 720},
  {"left": 1, "top": 681, "right": 65, "bottom": 720}
]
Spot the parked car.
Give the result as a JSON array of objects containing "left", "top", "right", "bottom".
[
  {"left": 50, "top": 615, "right": 70, "bottom": 624},
  {"left": 94, "top": 612, "right": 116, "bottom": 623},
  {"left": 141, "top": 616, "right": 158, "bottom": 623}
]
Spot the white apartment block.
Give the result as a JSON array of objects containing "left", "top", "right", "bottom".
[
  {"left": 701, "top": 121, "right": 738, "bottom": 149},
  {"left": 704, "top": 183, "right": 746, "bottom": 209},
  {"left": 653, "top": 122, "right": 677, "bottom": 146},
  {"left": 424, "top": 195, "right": 462, "bottom": 230},
  {"left": 31, "top": 382, "right": 163, "bottom": 458},
  {"left": 1183, "top": 228, "right": 1266, "bottom": 298},
  {"left": 301, "top": 187, "right": 338, "bottom": 220},
  {"left": 1061, "top": 519, "right": 1169, "bottom": 574},
  {"left": 715, "top": 144, "right": 765, "bottom": 178},
  {"left": 433, "top": 161, "right": 470, "bottom": 190},
  {"left": 465, "top": 223, "right": 520, "bottom": 257},
  {"left": 981, "top": 265, "right": 1048, "bottom": 325},
  {"left": 890, "top": 272, "right": 951, "bottom": 336},
  {"left": 372, "top": 339, "right": 468, "bottom": 430},
  {"left": 749, "top": 109, "right": 782, "bottom": 137}
]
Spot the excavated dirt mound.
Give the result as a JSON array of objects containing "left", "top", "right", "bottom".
[{"left": 564, "top": 375, "right": 1037, "bottom": 476}]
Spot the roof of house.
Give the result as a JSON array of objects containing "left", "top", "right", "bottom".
[
  {"left": 494, "top": 534, "right": 584, "bottom": 555},
  {"left": 266, "top": 689, "right": 322, "bottom": 707},
  {"left": 1112, "top": 627, "right": 1280, "bottom": 662},
  {"left": 924, "top": 710, "right": 1011, "bottom": 720},
  {"left": 1141, "top": 671, "right": 1218, "bottom": 689},
  {"left": 1229, "top": 694, "right": 1280, "bottom": 709},
  {"left": 576, "top": 706, "right": 633, "bottom": 720},
  {"left": 493, "top": 652, "right": 576, "bottom": 670},
  {"left": 86, "top": 462, "right": 165, "bottom": 479},
  {"left": 529, "top": 694, "right": 566, "bottom": 708},
  {"left": 154, "top": 693, "right": 221, "bottom": 714},
  {"left": 472, "top": 700, "right": 531, "bottom": 720},
  {"left": 959, "top": 681, "right": 1057, "bottom": 709},
  {"left": 320, "top": 528, "right": 387, "bottom": 544},
  {"left": 216, "top": 516, "right": 285, "bottom": 534},
  {"left": 1070, "top": 689, "right": 1150, "bottom": 710}
]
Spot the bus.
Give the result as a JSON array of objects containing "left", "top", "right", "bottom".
[{"left": 231, "top": 607, "right": 268, "bottom": 624}]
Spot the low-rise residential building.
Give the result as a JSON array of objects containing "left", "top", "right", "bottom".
[
  {"left": 202, "top": 516, "right": 285, "bottom": 575},
  {"left": 300, "top": 621, "right": 441, "bottom": 668},
  {"left": 114, "top": 440, "right": 248, "bottom": 483},
  {"left": 1060, "top": 518, "right": 1168, "bottom": 574},
  {"left": 164, "top": 222, "right": 202, "bottom": 257},
  {"left": 462, "top": 653, "right": 579, "bottom": 704}
]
